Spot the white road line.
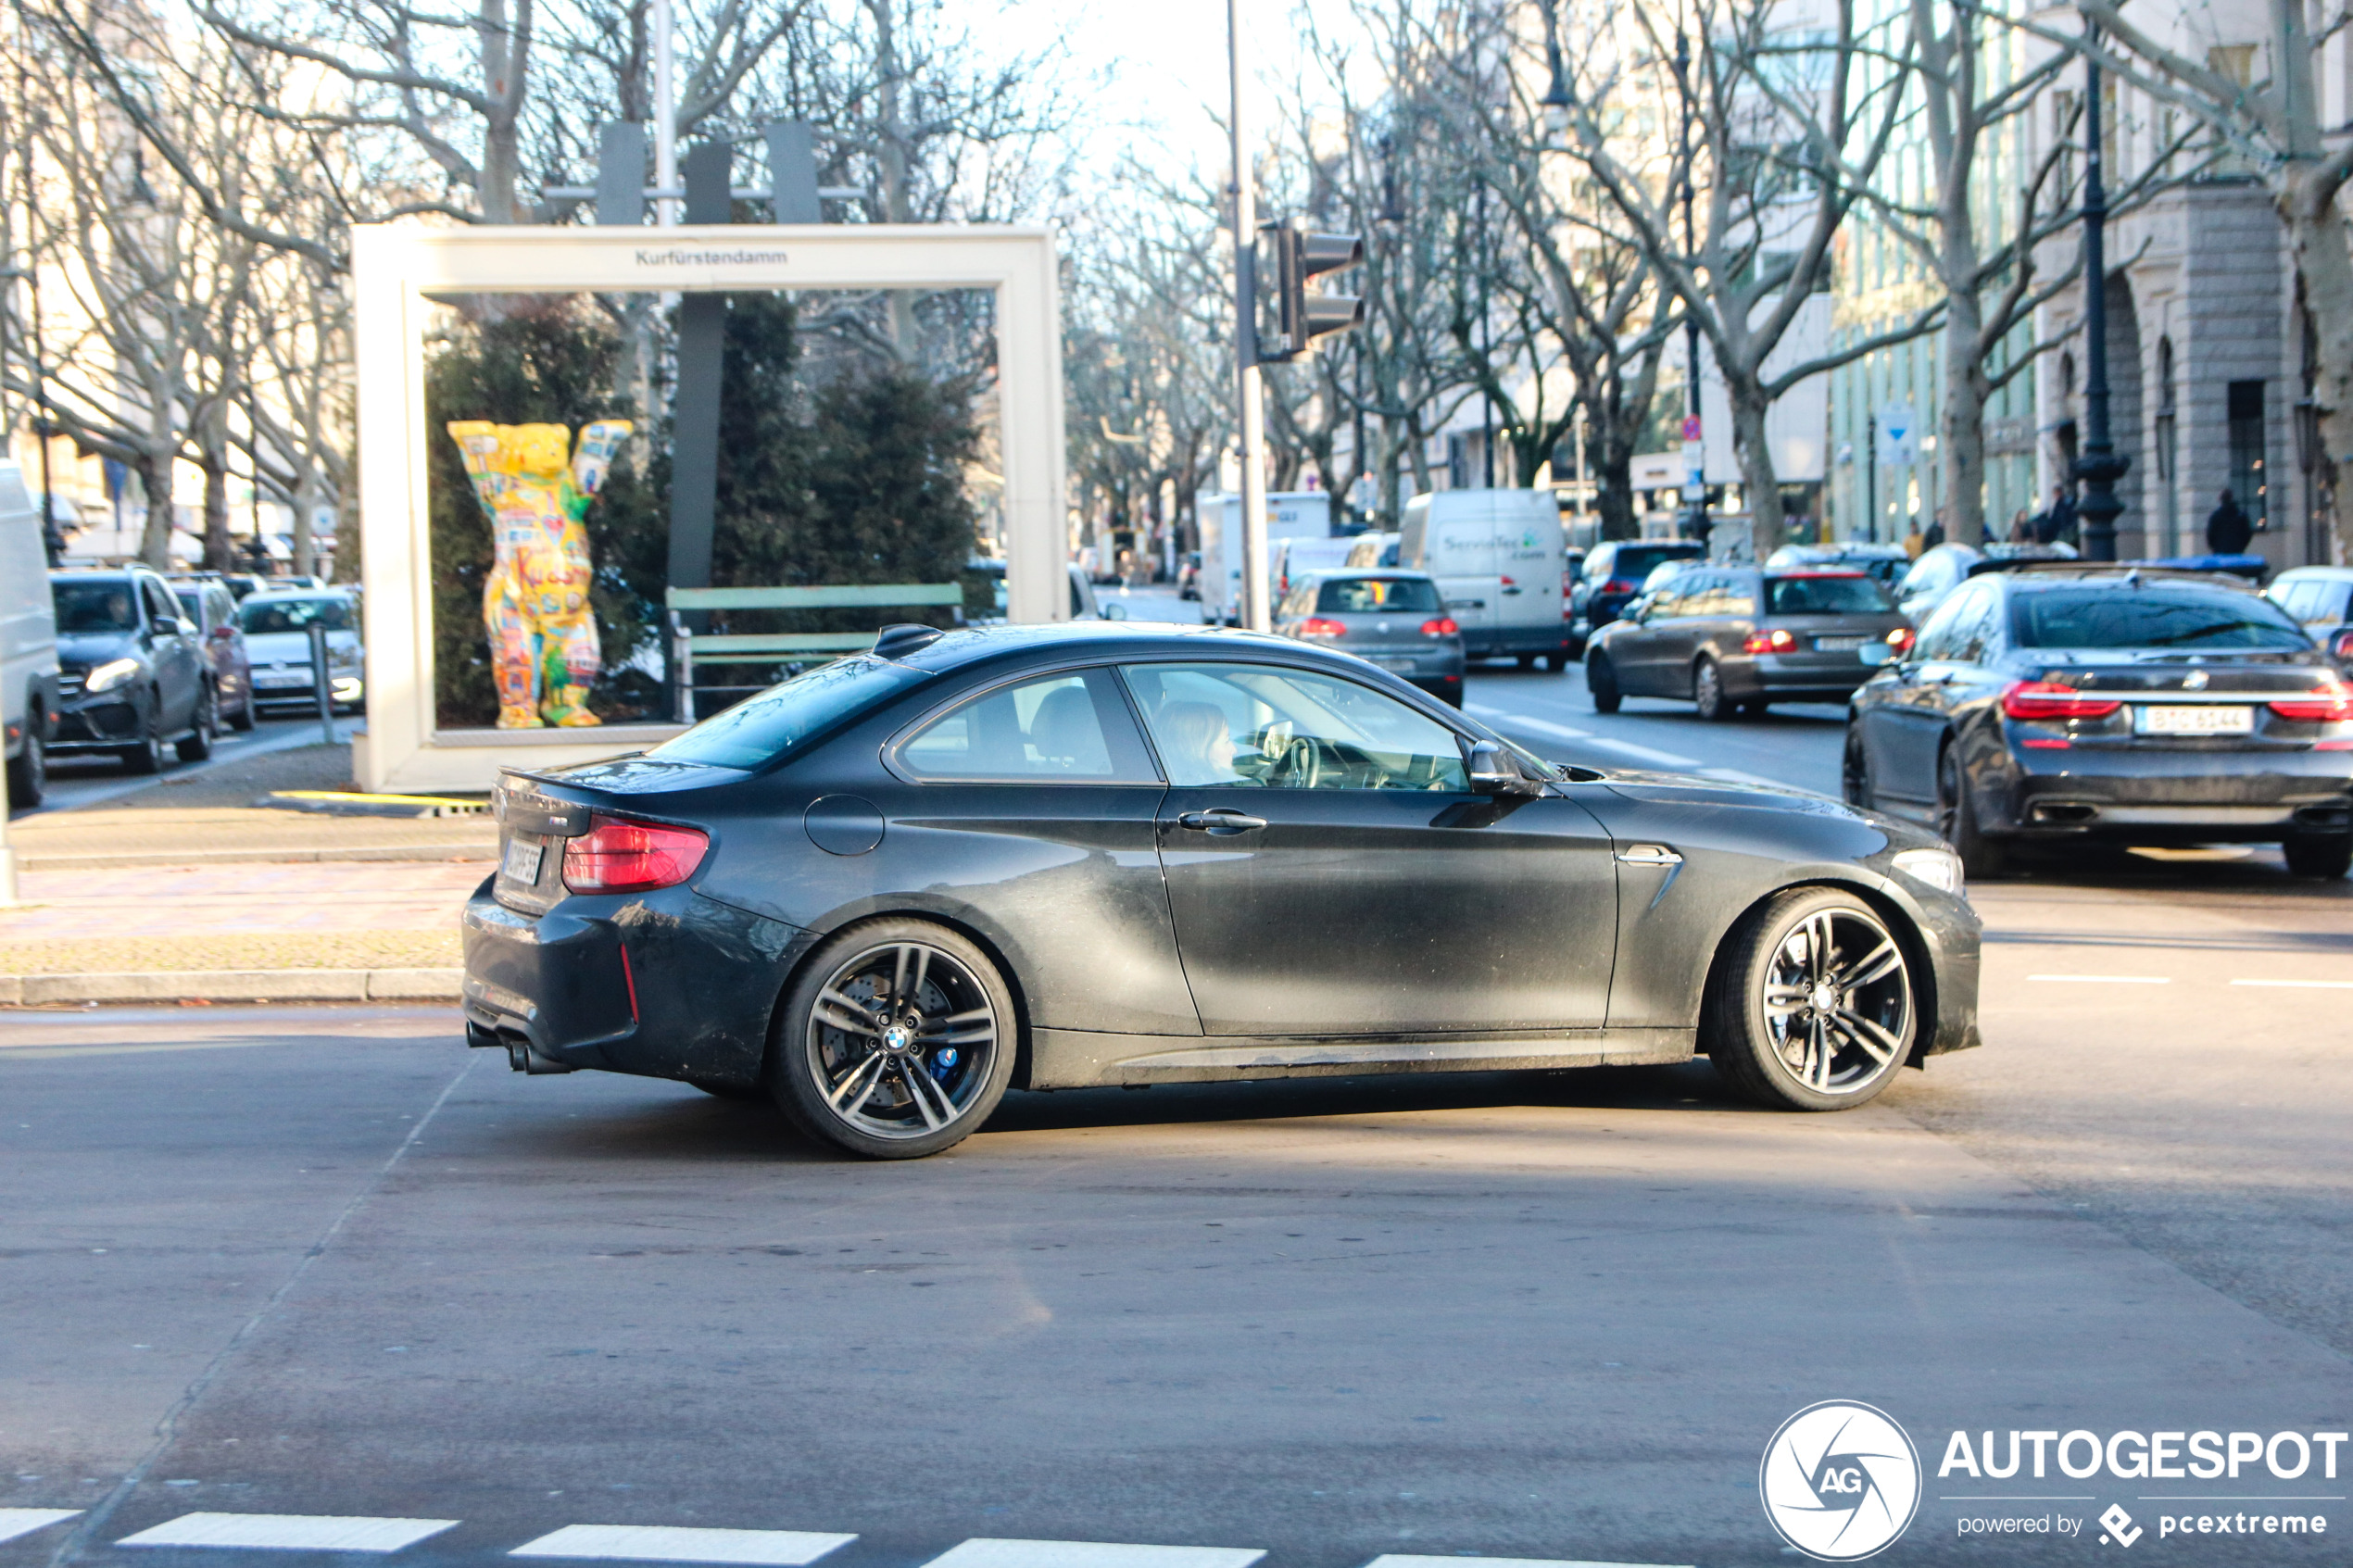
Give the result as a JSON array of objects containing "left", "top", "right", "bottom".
[
  {"left": 1466, "top": 702, "right": 1706, "bottom": 768},
  {"left": 1466, "top": 704, "right": 1592, "bottom": 741},
  {"left": 2230, "top": 978, "right": 2353, "bottom": 989},
  {"left": 117, "top": 1513, "right": 460, "bottom": 1552},
  {"left": 1365, "top": 1557, "right": 1692, "bottom": 1568},
  {"left": 919, "top": 1541, "right": 1265, "bottom": 1568},
  {"left": 1579, "top": 736, "right": 1702, "bottom": 767},
  {"left": 2027, "top": 974, "right": 2171, "bottom": 985},
  {"left": 510, "top": 1525, "right": 855, "bottom": 1564},
  {"left": 0, "top": 1511, "right": 82, "bottom": 1546}
]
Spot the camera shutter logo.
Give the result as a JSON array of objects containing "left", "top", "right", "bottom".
[{"left": 1759, "top": 1400, "right": 1922, "bottom": 1561}]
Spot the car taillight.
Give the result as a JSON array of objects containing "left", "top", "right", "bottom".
[
  {"left": 1604, "top": 578, "right": 1635, "bottom": 595},
  {"left": 561, "top": 814, "right": 709, "bottom": 894},
  {"left": 1886, "top": 626, "right": 1916, "bottom": 654},
  {"left": 2333, "top": 629, "right": 2353, "bottom": 661},
  {"left": 2001, "top": 681, "right": 2122, "bottom": 721},
  {"left": 1420, "top": 617, "right": 1459, "bottom": 636},
  {"left": 1742, "top": 628, "right": 1797, "bottom": 654},
  {"left": 1299, "top": 617, "right": 1348, "bottom": 638},
  {"left": 2269, "top": 679, "right": 2353, "bottom": 721}
]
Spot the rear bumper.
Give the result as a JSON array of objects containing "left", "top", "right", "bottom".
[
  {"left": 460, "top": 879, "right": 816, "bottom": 1085},
  {"left": 1718, "top": 653, "right": 1871, "bottom": 702},
  {"left": 1985, "top": 742, "right": 2353, "bottom": 842},
  {"left": 1464, "top": 627, "right": 1577, "bottom": 658}
]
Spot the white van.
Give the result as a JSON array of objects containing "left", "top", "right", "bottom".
[
  {"left": 1, "top": 464, "right": 60, "bottom": 804},
  {"left": 1399, "top": 488, "right": 1575, "bottom": 667},
  {"left": 1197, "top": 491, "right": 1331, "bottom": 625}
]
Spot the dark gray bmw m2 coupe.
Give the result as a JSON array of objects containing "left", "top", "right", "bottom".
[{"left": 464, "top": 621, "right": 1982, "bottom": 1158}]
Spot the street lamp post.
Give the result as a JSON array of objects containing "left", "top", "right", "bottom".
[
  {"left": 1671, "top": 31, "right": 1707, "bottom": 544},
  {"left": 2072, "top": 31, "right": 2127, "bottom": 561},
  {"left": 1227, "top": 0, "right": 1272, "bottom": 633}
]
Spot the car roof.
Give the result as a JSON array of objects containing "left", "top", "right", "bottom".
[
  {"left": 243, "top": 586, "right": 355, "bottom": 599},
  {"left": 888, "top": 620, "right": 1384, "bottom": 676},
  {"left": 1300, "top": 568, "right": 1436, "bottom": 581},
  {"left": 2274, "top": 565, "right": 2353, "bottom": 581},
  {"left": 1992, "top": 566, "right": 2260, "bottom": 594}
]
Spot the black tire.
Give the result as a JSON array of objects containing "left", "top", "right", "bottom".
[
  {"left": 768, "top": 917, "right": 1018, "bottom": 1160},
  {"left": 1587, "top": 651, "right": 1623, "bottom": 714},
  {"left": 119, "top": 693, "right": 165, "bottom": 775},
  {"left": 1842, "top": 727, "right": 1873, "bottom": 809},
  {"left": 2284, "top": 832, "right": 2353, "bottom": 879},
  {"left": 1516, "top": 653, "right": 1539, "bottom": 671},
  {"left": 686, "top": 1078, "right": 771, "bottom": 1104},
  {"left": 1936, "top": 743, "right": 2007, "bottom": 878},
  {"left": 6, "top": 717, "right": 44, "bottom": 808},
  {"left": 176, "top": 683, "right": 218, "bottom": 762},
  {"left": 1541, "top": 651, "right": 1569, "bottom": 672},
  {"left": 227, "top": 683, "right": 257, "bottom": 732},
  {"left": 1692, "top": 657, "right": 1734, "bottom": 721},
  {"left": 1705, "top": 886, "right": 1917, "bottom": 1111}
]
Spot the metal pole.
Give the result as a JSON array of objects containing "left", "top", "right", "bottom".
[
  {"left": 307, "top": 621, "right": 336, "bottom": 747},
  {"left": 652, "top": 0, "right": 678, "bottom": 227},
  {"left": 1867, "top": 412, "right": 1878, "bottom": 545},
  {"left": 2073, "top": 32, "right": 2126, "bottom": 560},
  {"left": 1675, "top": 31, "right": 1706, "bottom": 543},
  {"left": 1229, "top": 0, "right": 1271, "bottom": 633}
]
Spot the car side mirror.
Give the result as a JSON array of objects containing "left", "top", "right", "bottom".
[
  {"left": 1466, "top": 740, "right": 1541, "bottom": 797},
  {"left": 1104, "top": 602, "right": 1129, "bottom": 621}
]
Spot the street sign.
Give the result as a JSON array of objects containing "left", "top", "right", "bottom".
[
  {"left": 1876, "top": 404, "right": 1919, "bottom": 467},
  {"left": 1680, "top": 414, "right": 1703, "bottom": 443}
]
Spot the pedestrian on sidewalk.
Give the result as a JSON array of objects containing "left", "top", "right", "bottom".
[{"left": 2206, "top": 487, "right": 2254, "bottom": 555}]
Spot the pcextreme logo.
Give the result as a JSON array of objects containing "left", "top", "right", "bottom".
[{"left": 1761, "top": 1400, "right": 1924, "bottom": 1562}]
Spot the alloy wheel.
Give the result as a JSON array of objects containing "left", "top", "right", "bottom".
[
  {"left": 1757, "top": 906, "right": 1913, "bottom": 1096},
  {"left": 803, "top": 939, "right": 1001, "bottom": 1141}
]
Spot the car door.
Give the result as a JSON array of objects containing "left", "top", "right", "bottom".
[
  {"left": 140, "top": 576, "right": 200, "bottom": 728},
  {"left": 1627, "top": 575, "right": 1707, "bottom": 694},
  {"left": 1121, "top": 659, "right": 1619, "bottom": 1037},
  {"left": 1864, "top": 581, "right": 1993, "bottom": 809}
]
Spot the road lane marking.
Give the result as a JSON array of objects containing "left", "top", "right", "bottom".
[
  {"left": 2027, "top": 974, "right": 2171, "bottom": 984},
  {"left": 118, "top": 1514, "right": 460, "bottom": 1552},
  {"left": 919, "top": 1542, "right": 1265, "bottom": 1568},
  {"left": 1365, "top": 1558, "right": 1692, "bottom": 1568},
  {"left": 0, "top": 1512, "right": 81, "bottom": 1546},
  {"left": 1466, "top": 704, "right": 1592, "bottom": 741},
  {"left": 1466, "top": 702, "right": 1705, "bottom": 768},
  {"left": 2230, "top": 978, "right": 2353, "bottom": 989},
  {"left": 511, "top": 1525, "right": 856, "bottom": 1564},
  {"left": 1578, "top": 737, "right": 1702, "bottom": 767}
]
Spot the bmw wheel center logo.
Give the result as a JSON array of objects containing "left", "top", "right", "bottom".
[{"left": 1761, "top": 1400, "right": 1923, "bottom": 1560}]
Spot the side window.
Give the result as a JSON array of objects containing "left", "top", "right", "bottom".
[
  {"left": 896, "top": 669, "right": 1158, "bottom": 784},
  {"left": 1720, "top": 574, "right": 1759, "bottom": 617},
  {"left": 1912, "top": 584, "right": 1981, "bottom": 661},
  {"left": 143, "top": 580, "right": 181, "bottom": 627},
  {"left": 1122, "top": 662, "right": 1470, "bottom": 792},
  {"left": 1952, "top": 589, "right": 1999, "bottom": 664}
]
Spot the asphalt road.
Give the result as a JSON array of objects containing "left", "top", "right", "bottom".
[
  {"left": 4, "top": 645, "right": 2350, "bottom": 1568},
  {"left": 15, "top": 714, "right": 362, "bottom": 820}
]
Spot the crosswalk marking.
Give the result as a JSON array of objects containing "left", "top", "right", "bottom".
[
  {"left": 1364, "top": 1556, "right": 1692, "bottom": 1568},
  {"left": 0, "top": 1511, "right": 81, "bottom": 1546},
  {"left": 117, "top": 1513, "right": 461, "bottom": 1552},
  {"left": 510, "top": 1525, "right": 856, "bottom": 1564},
  {"left": 918, "top": 1542, "right": 1265, "bottom": 1568}
]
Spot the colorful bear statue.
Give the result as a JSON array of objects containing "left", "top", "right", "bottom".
[{"left": 447, "top": 419, "right": 633, "bottom": 729}]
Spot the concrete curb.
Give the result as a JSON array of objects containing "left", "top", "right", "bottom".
[
  {"left": 21, "top": 847, "right": 497, "bottom": 871},
  {"left": 0, "top": 968, "right": 463, "bottom": 1005}
]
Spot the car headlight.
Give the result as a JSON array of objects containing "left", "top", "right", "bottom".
[
  {"left": 1890, "top": 847, "right": 1965, "bottom": 897},
  {"left": 82, "top": 657, "right": 142, "bottom": 694}
]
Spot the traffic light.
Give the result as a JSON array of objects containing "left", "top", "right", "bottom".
[{"left": 1262, "top": 222, "right": 1364, "bottom": 360}]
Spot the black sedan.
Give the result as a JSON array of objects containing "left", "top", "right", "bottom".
[
  {"left": 464, "top": 622, "right": 1982, "bottom": 1158},
  {"left": 1843, "top": 565, "right": 2353, "bottom": 878},
  {"left": 1587, "top": 567, "right": 1912, "bottom": 719}
]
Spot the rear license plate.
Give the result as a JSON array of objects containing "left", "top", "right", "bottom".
[
  {"left": 1812, "top": 635, "right": 1867, "bottom": 652},
  {"left": 2136, "top": 704, "right": 2254, "bottom": 734},
  {"left": 255, "top": 671, "right": 309, "bottom": 688},
  {"left": 1369, "top": 656, "right": 1418, "bottom": 671},
  {"left": 502, "top": 835, "right": 545, "bottom": 884}
]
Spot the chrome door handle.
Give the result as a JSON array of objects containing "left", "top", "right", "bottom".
[
  {"left": 1615, "top": 843, "right": 1682, "bottom": 866},
  {"left": 1177, "top": 809, "right": 1268, "bottom": 834}
]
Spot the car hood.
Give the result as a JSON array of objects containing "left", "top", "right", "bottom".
[
  {"left": 1595, "top": 769, "right": 1947, "bottom": 850},
  {"left": 57, "top": 630, "right": 138, "bottom": 670},
  {"left": 245, "top": 629, "right": 359, "bottom": 664}
]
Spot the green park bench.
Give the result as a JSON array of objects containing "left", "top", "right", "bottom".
[{"left": 667, "top": 583, "right": 964, "bottom": 721}]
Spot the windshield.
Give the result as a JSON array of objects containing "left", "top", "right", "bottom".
[
  {"left": 1316, "top": 577, "right": 1441, "bottom": 614},
  {"left": 53, "top": 580, "right": 141, "bottom": 633},
  {"left": 1601, "top": 546, "right": 1700, "bottom": 584},
  {"left": 241, "top": 597, "right": 352, "bottom": 634},
  {"left": 2010, "top": 588, "right": 2312, "bottom": 650},
  {"left": 648, "top": 657, "right": 930, "bottom": 769},
  {"left": 1767, "top": 575, "right": 1894, "bottom": 615}
]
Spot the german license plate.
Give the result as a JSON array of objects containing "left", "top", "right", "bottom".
[
  {"left": 1369, "top": 656, "right": 1417, "bottom": 671},
  {"left": 2137, "top": 704, "right": 2253, "bottom": 735},
  {"left": 502, "top": 835, "right": 545, "bottom": 884},
  {"left": 256, "top": 671, "right": 309, "bottom": 688},
  {"left": 1813, "top": 634, "right": 1867, "bottom": 651}
]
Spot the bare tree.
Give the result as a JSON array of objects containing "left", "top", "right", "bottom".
[{"left": 1560, "top": 0, "right": 1933, "bottom": 553}]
